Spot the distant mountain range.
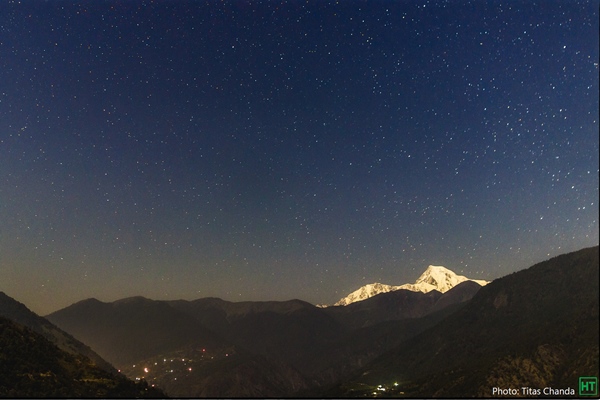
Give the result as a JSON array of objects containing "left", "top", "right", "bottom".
[
  {"left": 2, "top": 246, "right": 597, "bottom": 397},
  {"left": 46, "top": 269, "right": 485, "bottom": 397},
  {"left": 330, "top": 265, "right": 489, "bottom": 306},
  {"left": 325, "top": 280, "right": 484, "bottom": 330}
]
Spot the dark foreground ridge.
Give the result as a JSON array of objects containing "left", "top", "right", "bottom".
[
  {"left": 0, "top": 315, "right": 165, "bottom": 398},
  {"left": 331, "top": 246, "right": 599, "bottom": 397}
]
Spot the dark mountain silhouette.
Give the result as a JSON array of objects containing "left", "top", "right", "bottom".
[
  {"left": 297, "top": 301, "right": 470, "bottom": 393},
  {"left": 46, "top": 283, "right": 482, "bottom": 396},
  {"left": 119, "top": 346, "right": 311, "bottom": 397},
  {"left": 43, "top": 247, "right": 598, "bottom": 397},
  {"left": 167, "top": 297, "right": 345, "bottom": 374},
  {"left": 47, "top": 296, "right": 321, "bottom": 396},
  {"left": 332, "top": 246, "right": 599, "bottom": 397},
  {"left": 46, "top": 295, "right": 228, "bottom": 366},
  {"left": 185, "top": 352, "right": 307, "bottom": 397},
  {"left": 0, "top": 291, "right": 116, "bottom": 374},
  {"left": 429, "top": 280, "right": 483, "bottom": 313},
  {"left": 323, "top": 289, "right": 442, "bottom": 330},
  {"left": 0, "top": 312, "right": 164, "bottom": 397},
  {"left": 322, "top": 280, "right": 481, "bottom": 330}
]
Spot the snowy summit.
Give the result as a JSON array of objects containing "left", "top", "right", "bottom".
[{"left": 331, "top": 265, "right": 489, "bottom": 306}]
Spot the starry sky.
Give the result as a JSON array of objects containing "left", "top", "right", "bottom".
[{"left": 0, "top": 0, "right": 598, "bottom": 315}]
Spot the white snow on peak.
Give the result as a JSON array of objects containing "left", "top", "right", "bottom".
[
  {"left": 333, "top": 282, "right": 402, "bottom": 306},
  {"left": 331, "top": 265, "right": 489, "bottom": 307},
  {"left": 399, "top": 265, "right": 489, "bottom": 293}
]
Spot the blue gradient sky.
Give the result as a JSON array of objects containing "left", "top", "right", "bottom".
[{"left": 0, "top": 0, "right": 598, "bottom": 315}]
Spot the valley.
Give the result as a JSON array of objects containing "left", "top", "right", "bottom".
[
  {"left": 1, "top": 247, "right": 598, "bottom": 397},
  {"left": 43, "top": 263, "right": 490, "bottom": 396}
]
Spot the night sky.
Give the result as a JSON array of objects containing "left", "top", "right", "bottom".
[{"left": 1, "top": 1, "right": 598, "bottom": 315}]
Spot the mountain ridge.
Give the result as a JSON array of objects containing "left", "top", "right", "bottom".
[
  {"left": 331, "top": 265, "right": 489, "bottom": 306},
  {"left": 331, "top": 246, "right": 599, "bottom": 397},
  {"left": 0, "top": 293, "right": 165, "bottom": 398},
  {"left": 0, "top": 292, "right": 117, "bottom": 375},
  {"left": 42, "top": 247, "right": 597, "bottom": 397},
  {"left": 45, "top": 281, "right": 484, "bottom": 397}
]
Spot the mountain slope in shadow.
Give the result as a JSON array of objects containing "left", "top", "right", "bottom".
[
  {"left": 0, "top": 311, "right": 164, "bottom": 397},
  {"left": 46, "top": 282, "right": 484, "bottom": 396},
  {"left": 323, "top": 280, "right": 482, "bottom": 330},
  {"left": 47, "top": 295, "right": 228, "bottom": 366},
  {"left": 333, "top": 246, "right": 599, "bottom": 398},
  {"left": 0, "top": 292, "right": 116, "bottom": 375}
]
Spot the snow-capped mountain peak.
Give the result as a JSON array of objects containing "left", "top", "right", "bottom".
[
  {"left": 405, "top": 265, "right": 485, "bottom": 293},
  {"left": 333, "top": 282, "right": 400, "bottom": 306},
  {"left": 330, "top": 265, "right": 489, "bottom": 307}
]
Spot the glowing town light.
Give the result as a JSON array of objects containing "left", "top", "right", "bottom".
[{"left": 144, "top": 367, "right": 149, "bottom": 373}]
